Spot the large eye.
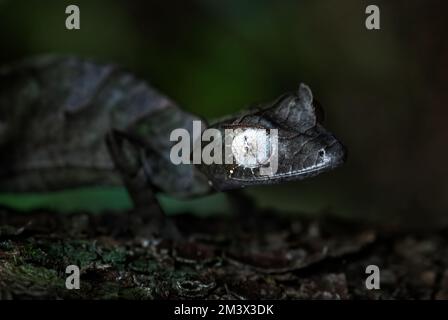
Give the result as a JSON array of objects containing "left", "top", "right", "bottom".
[{"left": 231, "top": 128, "right": 271, "bottom": 168}]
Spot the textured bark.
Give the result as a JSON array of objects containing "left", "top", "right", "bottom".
[{"left": 0, "top": 205, "right": 446, "bottom": 300}]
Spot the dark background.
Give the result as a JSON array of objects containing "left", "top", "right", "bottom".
[{"left": 0, "top": 0, "right": 446, "bottom": 227}]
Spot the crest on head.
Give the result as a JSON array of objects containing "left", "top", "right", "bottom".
[{"left": 270, "top": 83, "right": 317, "bottom": 132}]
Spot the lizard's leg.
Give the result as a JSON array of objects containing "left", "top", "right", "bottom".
[{"left": 105, "top": 129, "right": 179, "bottom": 239}]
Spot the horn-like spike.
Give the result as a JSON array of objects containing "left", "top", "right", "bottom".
[
  {"left": 267, "top": 83, "right": 317, "bottom": 132},
  {"left": 298, "top": 83, "right": 313, "bottom": 104}
]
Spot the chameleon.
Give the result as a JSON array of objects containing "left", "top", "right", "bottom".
[{"left": 0, "top": 56, "right": 346, "bottom": 237}]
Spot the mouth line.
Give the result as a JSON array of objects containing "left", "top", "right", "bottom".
[{"left": 229, "top": 157, "right": 338, "bottom": 182}]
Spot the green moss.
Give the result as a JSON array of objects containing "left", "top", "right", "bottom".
[
  {"left": 12, "top": 264, "right": 60, "bottom": 285},
  {"left": 21, "top": 245, "right": 48, "bottom": 265},
  {"left": 45, "top": 240, "right": 98, "bottom": 269},
  {"left": 93, "top": 283, "right": 154, "bottom": 300},
  {"left": 129, "top": 257, "right": 159, "bottom": 274},
  {"left": 0, "top": 262, "right": 64, "bottom": 297},
  {"left": 100, "top": 247, "right": 127, "bottom": 269},
  {"left": 63, "top": 242, "right": 98, "bottom": 268}
]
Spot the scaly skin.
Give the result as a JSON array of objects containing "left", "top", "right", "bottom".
[
  {"left": 200, "top": 84, "right": 346, "bottom": 190},
  {"left": 0, "top": 56, "right": 346, "bottom": 237},
  {"left": 0, "top": 55, "right": 209, "bottom": 197}
]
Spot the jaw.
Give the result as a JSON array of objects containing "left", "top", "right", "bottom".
[
  {"left": 227, "top": 160, "right": 340, "bottom": 185},
  {"left": 224, "top": 140, "right": 346, "bottom": 188},
  {"left": 209, "top": 157, "right": 344, "bottom": 191},
  {"left": 197, "top": 122, "right": 347, "bottom": 191},
  {"left": 201, "top": 138, "right": 347, "bottom": 191}
]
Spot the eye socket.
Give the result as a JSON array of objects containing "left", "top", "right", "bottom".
[
  {"left": 318, "top": 150, "right": 325, "bottom": 157},
  {"left": 231, "top": 128, "right": 271, "bottom": 168}
]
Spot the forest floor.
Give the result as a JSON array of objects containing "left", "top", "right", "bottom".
[{"left": 1, "top": 205, "right": 448, "bottom": 300}]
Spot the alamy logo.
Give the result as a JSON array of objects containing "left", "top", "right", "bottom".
[
  {"left": 365, "top": 5, "right": 380, "bottom": 30},
  {"left": 170, "top": 121, "right": 279, "bottom": 176},
  {"left": 365, "top": 265, "right": 380, "bottom": 290},
  {"left": 65, "top": 5, "right": 80, "bottom": 30},
  {"left": 65, "top": 265, "right": 80, "bottom": 290}
]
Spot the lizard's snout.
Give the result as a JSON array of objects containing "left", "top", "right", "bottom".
[{"left": 325, "top": 138, "right": 347, "bottom": 168}]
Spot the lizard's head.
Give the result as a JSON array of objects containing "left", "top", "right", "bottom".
[{"left": 197, "top": 83, "right": 347, "bottom": 191}]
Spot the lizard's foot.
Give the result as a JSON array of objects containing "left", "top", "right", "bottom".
[
  {"left": 128, "top": 208, "right": 182, "bottom": 241},
  {"left": 105, "top": 129, "right": 175, "bottom": 238}
]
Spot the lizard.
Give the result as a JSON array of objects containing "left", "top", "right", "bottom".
[{"left": 0, "top": 56, "right": 346, "bottom": 238}]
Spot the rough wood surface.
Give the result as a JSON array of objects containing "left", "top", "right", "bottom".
[{"left": 0, "top": 206, "right": 446, "bottom": 300}]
